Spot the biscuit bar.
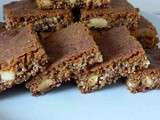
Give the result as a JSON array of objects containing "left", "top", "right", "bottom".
[
  {"left": 131, "top": 16, "right": 158, "bottom": 48},
  {"left": 116, "top": 0, "right": 158, "bottom": 48},
  {"left": 4, "top": 0, "right": 73, "bottom": 31},
  {"left": 76, "top": 26, "right": 150, "bottom": 93},
  {"left": 36, "top": 0, "right": 111, "bottom": 9},
  {"left": 80, "top": 0, "right": 139, "bottom": 30},
  {"left": 127, "top": 48, "right": 160, "bottom": 93},
  {"left": 26, "top": 23, "right": 103, "bottom": 95},
  {"left": 0, "top": 26, "right": 48, "bottom": 92}
]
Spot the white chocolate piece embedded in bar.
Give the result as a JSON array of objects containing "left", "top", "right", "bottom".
[{"left": 0, "top": 71, "right": 15, "bottom": 82}]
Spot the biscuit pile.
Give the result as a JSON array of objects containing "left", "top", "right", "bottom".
[{"left": 0, "top": 0, "right": 160, "bottom": 96}]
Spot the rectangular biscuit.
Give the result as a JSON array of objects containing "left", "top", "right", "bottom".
[
  {"left": 131, "top": 16, "right": 158, "bottom": 48},
  {"left": 4, "top": 0, "right": 73, "bottom": 32},
  {"left": 76, "top": 26, "right": 150, "bottom": 93},
  {"left": 0, "top": 26, "right": 48, "bottom": 92},
  {"left": 25, "top": 23, "right": 103, "bottom": 95},
  {"left": 127, "top": 48, "right": 160, "bottom": 93},
  {"left": 115, "top": 0, "right": 158, "bottom": 48},
  {"left": 80, "top": 0, "right": 139, "bottom": 30}
]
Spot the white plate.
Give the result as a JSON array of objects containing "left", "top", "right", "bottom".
[{"left": 0, "top": 1, "right": 160, "bottom": 120}]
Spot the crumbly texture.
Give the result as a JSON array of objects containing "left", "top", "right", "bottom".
[
  {"left": 4, "top": 0, "right": 73, "bottom": 32},
  {"left": 80, "top": 0, "right": 140, "bottom": 30},
  {"left": 0, "top": 22, "right": 5, "bottom": 32},
  {"left": 130, "top": 16, "right": 158, "bottom": 49},
  {"left": 26, "top": 23, "right": 103, "bottom": 95},
  {"left": 0, "top": 26, "right": 48, "bottom": 92},
  {"left": 127, "top": 48, "right": 160, "bottom": 93},
  {"left": 36, "top": 0, "right": 111, "bottom": 9},
  {"left": 76, "top": 26, "right": 150, "bottom": 93}
]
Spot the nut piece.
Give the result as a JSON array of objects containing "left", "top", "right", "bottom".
[
  {"left": 37, "top": 79, "right": 53, "bottom": 92},
  {"left": 100, "top": 72, "right": 110, "bottom": 80},
  {"left": 0, "top": 71, "right": 15, "bottom": 82},
  {"left": 142, "top": 76, "right": 153, "bottom": 88},
  {"left": 127, "top": 80, "right": 137, "bottom": 89},
  {"left": 143, "top": 56, "right": 150, "bottom": 68},
  {"left": 38, "top": 0, "right": 52, "bottom": 8},
  {"left": 96, "top": 52, "right": 103, "bottom": 63},
  {"left": 87, "top": 74, "right": 99, "bottom": 86},
  {"left": 87, "top": 18, "right": 108, "bottom": 28},
  {"left": 69, "top": 0, "right": 77, "bottom": 4}
]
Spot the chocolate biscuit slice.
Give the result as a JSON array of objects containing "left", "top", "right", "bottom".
[
  {"left": 26, "top": 23, "right": 103, "bottom": 95},
  {"left": 0, "top": 26, "right": 48, "bottom": 92},
  {"left": 36, "top": 0, "right": 111, "bottom": 9},
  {"left": 4, "top": 0, "right": 73, "bottom": 31},
  {"left": 80, "top": 0, "right": 139, "bottom": 30},
  {"left": 76, "top": 26, "right": 150, "bottom": 93},
  {"left": 114, "top": 0, "right": 158, "bottom": 48},
  {"left": 131, "top": 16, "right": 158, "bottom": 48},
  {"left": 127, "top": 48, "right": 160, "bottom": 93}
]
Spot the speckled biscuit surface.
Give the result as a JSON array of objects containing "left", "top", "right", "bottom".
[
  {"left": 36, "top": 0, "right": 111, "bottom": 9},
  {"left": 0, "top": 26, "right": 48, "bottom": 92},
  {"left": 76, "top": 26, "right": 150, "bottom": 93},
  {"left": 4, "top": 0, "right": 73, "bottom": 32},
  {"left": 26, "top": 23, "right": 103, "bottom": 95},
  {"left": 80, "top": 0, "right": 140, "bottom": 30},
  {"left": 127, "top": 48, "right": 160, "bottom": 93}
]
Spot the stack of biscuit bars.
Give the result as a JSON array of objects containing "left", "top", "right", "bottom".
[{"left": 0, "top": 0, "right": 159, "bottom": 96}]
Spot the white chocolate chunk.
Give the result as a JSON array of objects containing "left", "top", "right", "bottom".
[
  {"left": 87, "top": 18, "right": 108, "bottom": 28},
  {"left": 0, "top": 71, "right": 15, "bottom": 82}
]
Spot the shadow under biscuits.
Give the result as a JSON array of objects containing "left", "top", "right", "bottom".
[
  {"left": 0, "top": 82, "right": 76, "bottom": 98},
  {"left": 0, "top": 84, "right": 28, "bottom": 100}
]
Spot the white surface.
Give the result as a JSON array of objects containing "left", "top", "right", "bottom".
[{"left": 0, "top": 1, "right": 160, "bottom": 120}]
